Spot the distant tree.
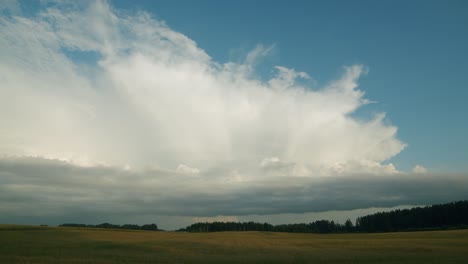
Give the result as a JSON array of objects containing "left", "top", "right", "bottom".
[
  {"left": 59, "top": 223, "right": 159, "bottom": 231},
  {"left": 344, "top": 219, "right": 354, "bottom": 232}
]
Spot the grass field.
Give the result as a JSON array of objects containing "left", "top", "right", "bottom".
[{"left": 1, "top": 225, "right": 468, "bottom": 263}]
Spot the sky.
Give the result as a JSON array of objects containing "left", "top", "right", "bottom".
[{"left": 0, "top": 0, "right": 467, "bottom": 230}]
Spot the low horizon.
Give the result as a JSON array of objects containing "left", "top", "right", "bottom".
[{"left": 1, "top": 0, "right": 468, "bottom": 231}]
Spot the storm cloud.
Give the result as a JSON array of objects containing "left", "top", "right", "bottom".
[
  {"left": 1, "top": 157, "right": 466, "bottom": 219},
  {"left": 1, "top": 1, "right": 466, "bottom": 229},
  {"left": 0, "top": 1, "right": 404, "bottom": 174}
]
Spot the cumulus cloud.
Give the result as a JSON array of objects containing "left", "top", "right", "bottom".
[{"left": 0, "top": 0, "right": 405, "bottom": 175}]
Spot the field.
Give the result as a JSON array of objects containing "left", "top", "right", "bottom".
[{"left": 1, "top": 225, "right": 468, "bottom": 263}]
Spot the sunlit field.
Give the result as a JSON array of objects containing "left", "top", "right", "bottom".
[{"left": 1, "top": 225, "right": 468, "bottom": 263}]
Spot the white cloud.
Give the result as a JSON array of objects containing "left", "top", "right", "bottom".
[
  {"left": 244, "top": 44, "right": 275, "bottom": 66},
  {"left": 0, "top": 1, "right": 406, "bottom": 176},
  {"left": 413, "top": 164, "right": 428, "bottom": 174},
  {"left": 260, "top": 157, "right": 281, "bottom": 167}
]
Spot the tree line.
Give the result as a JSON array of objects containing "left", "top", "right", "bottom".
[
  {"left": 179, "top": 200, "right": 468, "bottom": 233},
  {"left": 355, "top": 200, "right": 468, "bottom": 232},
  {"left": 179, "top": 219, "right": 354, "bottom": 233},
  {"left": 59, "top": 200, "right": 468, "bottom": 233},
  {"left": 59, "top": 223, "right": 159, "bottom": 231}
]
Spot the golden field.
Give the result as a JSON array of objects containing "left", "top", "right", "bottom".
[{"left": 1, "top": 225, "right": 468, "bottom": 263}]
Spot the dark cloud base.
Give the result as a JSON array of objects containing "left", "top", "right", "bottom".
[{"left": 1, "top": 157, "right": 467, "bottom": 222}]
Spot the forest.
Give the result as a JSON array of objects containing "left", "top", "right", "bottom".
[
  {"left": 355, "top": 200, "right": 468, "bottom": 232},
  {"left": 179, "top": 200, "right": 468, "bottom": 233}
]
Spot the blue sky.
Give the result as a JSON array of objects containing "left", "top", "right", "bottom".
[
  {"left": 1, "top": 0, "right": 468, "bottom": 229},
  {"left": 110, "top": 0, "right": 468, "bottom": 172}
]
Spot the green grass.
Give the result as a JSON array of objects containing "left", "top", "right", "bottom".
[{"left": 1, "top": 225, "right": 468, "bottom": 263}]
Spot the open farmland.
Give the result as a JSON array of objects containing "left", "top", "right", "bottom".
[{"left": 1, "top": 225, "right": 468, "bottom": 263}]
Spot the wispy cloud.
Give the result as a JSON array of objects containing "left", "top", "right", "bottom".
[
  {"left": 413, "top": 164, "right": 428, "bottom": 173},
  {"left": 0, "top": 0, "right": 21, "bottom": 15}
]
